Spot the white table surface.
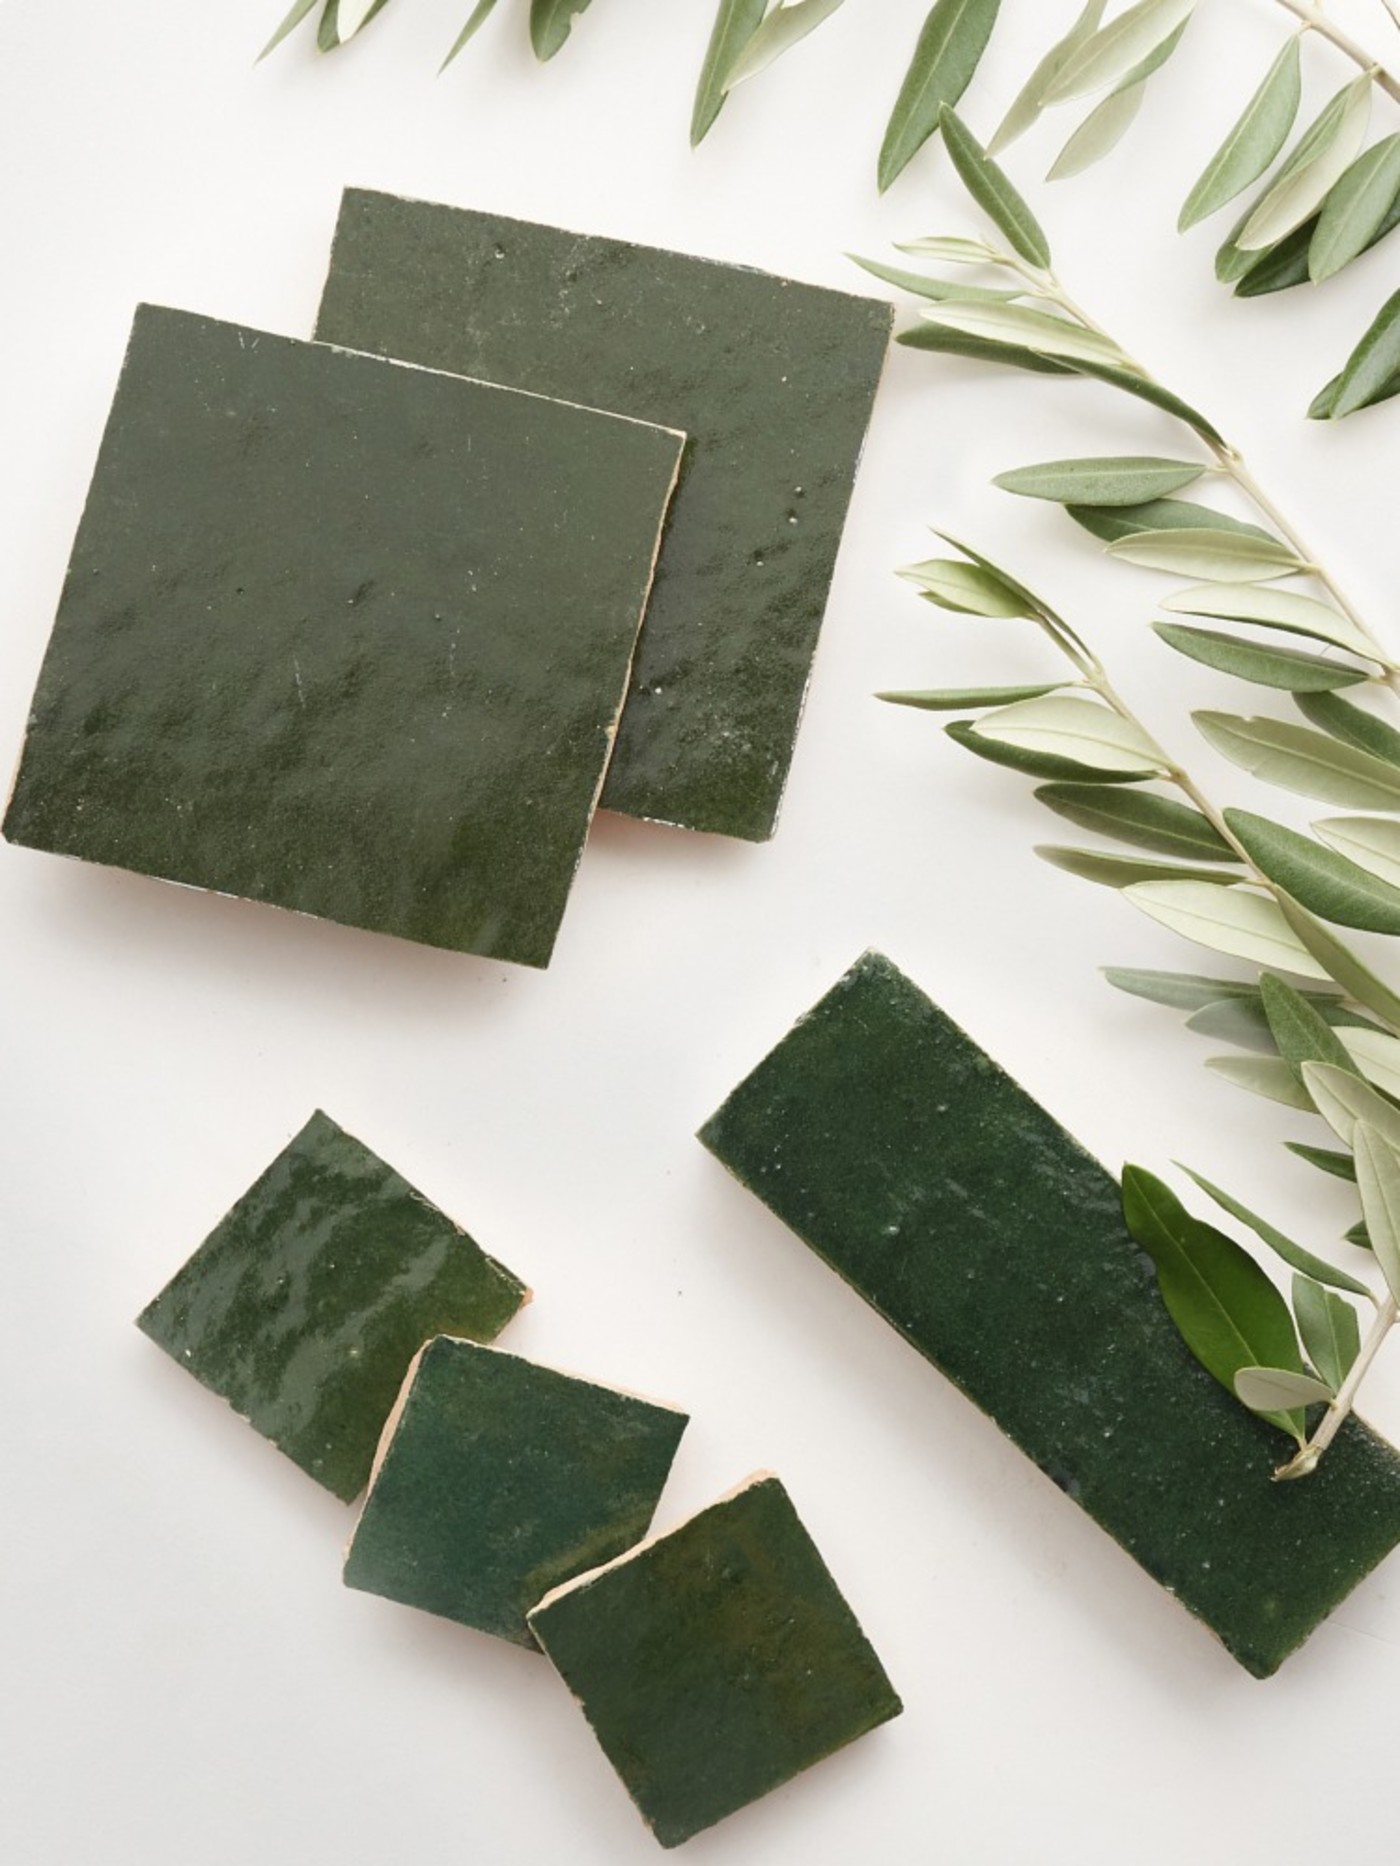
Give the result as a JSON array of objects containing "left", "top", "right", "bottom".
[{"left": 5, "top": 3, "right": 1400, "bottom": 1861}]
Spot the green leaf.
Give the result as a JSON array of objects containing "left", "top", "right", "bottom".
[
  {"left": 848, "top": 255, "right": 1023, "bottom": 303},
  {"left": 1238, "top": 185, "right": 1400, "bottom": 297},
  {"left": 1206, "top": 1054, "right": 1316, "bottom": 1109},
  {"left": 1160, "top": 585, "right": 1378, "bottom": 661},
  {"left": 1048, "top": 80, "right": 1148, "bottom": 183},
  {"left": 1237, "top": 75, "right": 1373, "bottom": 251},
  {"left": 896, "top": 324, "right": 1077, "bottom": 374},
  {"left": 918, "top": 302, "right": 1128, "bottom": 369},
  {"left": 1296, "top": 691, "right": 1400, "bottom": 767},
  {"left": 1280, "top": 895, "right": 1400, "bottom": 1030},
  {"left": 529, "top": 0, "right": 593, "bottom": 59},
  {"left": 1035, "top": 845, "right": 1238, "bottom": 889},
  {"left": 1069, "top": 499, "right": 1274, "bottom": 545},
  {"left": 1186, "top": 995, "right": 1278, "bottom": 1050},
  {"left": 1352, "top": 1123, "right": 1400, "bottom": 1303},
  {"left": 1034, "top": 783, "right": 1237, "bottom": 861},
  {"left": 1314, "top": 816, "right": 1400, "bottom": 891},
  {"left": 690, "top": 0, "right": 768, "bottom": 143},
  {"left": 1121, "top": 1165, "right": 1306, "bottom": 1438},
  {"left": 946, "top": 720, "right": 1152, "bottom": 784},
  {"left": 1179, "top": 37, "right": 1302, "bottom": 230},
  {"left": 1153, "top": 623, "right": 1369, "bottom": 694},
  {"left": 1340, "top": 1027, "right": 1400, "bottom": 1100},
  {"left": 440, "top": 0, "right": 503, "bottom": 69},
  {"left": 1346, "top": 1219, "right": 1374, "bottom": 1249},
  {"left": 1329, "top": 288, "right": 1400, "bottom": 421},
  {"left": 258, "top": 0, "right": 322, "bottom": 60},
  {"left": 994, "top": 456, "right": 1207, "bottom": 505},
  {"left": 1309, "top": 134, "right": 1400, "bottom": 281},
  {"left": 1293, "top": 1275, "right": 1362, "bottom": 1388},
  {"left": 894, "top": 236, "right": 1001, "bottom": 262},
  {"left": 898, "top": 556, "right": 1036, "bottom": 616},
  {"left": 937, "top": 109, "right": 1051, "bottom": 266},
  {"left": 974, "top": 694, "right": 1166, "bottom": 773},
  {"left": 1224, "top": 808, "right": 1400, "bottom": 934},
  {"left": 1126, "top": 880, "right": 1330, "bottom": 976},
  {"left": 1107, "top": 528, "right": 1303, "bottom": 582},
  {"left": 933, "top": 532, "right": 1059, "bottom": 622},
  {"left": 318, "top": 0, "right": 392, "bottom": 51},
  {"left": 879, "top": 683, "right": 1066, "bottom": 711},
  {"left": 988, "top": 0, "right": 1106, "bottom": 154},
  {"left": 1045, "top": 0, "right": 1197, "bottom": 103},
  {"left": 1234, "top": 1365, "right": 1333, "bottom": 1411},
  {"left": 1309, "top": 362, "right": 1400, "bottom": 421},
  {"left": 878, "top": 0, "right": 1003, "bottom": 194},
  {"left": 1060, "top": 355, "right": 1224, "bottom": 445},
  {"left": 1195, "top": 712, "right": 1400, "bottom": 812},
  {"left": 1256, "top": 970, "right": 1357, "bottom": 1078},
  {"left": 1287, "top": 1141, "right": 1358, "bottom": 1181},
  {"left": 723, "top": 0, "right": 848, "bottom": 89},
  {"left": 1301, "top": 1061, "right": 1400, "bottom": 1153},
  {"left": 1103, "top": 967, "right": 1262, "bottom": 1012}
]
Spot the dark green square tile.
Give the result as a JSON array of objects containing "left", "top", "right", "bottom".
[
  {"left": 137, "top": 1111, "right": 528, "bottom": 1501},
  {"left": 528, "top": 1474, "right": 901, "bottom": 1848},
  {"left": 698, "top": 952, "right": 1400, "bottom": 1677},
  {"left": 3, "top": 304, "right": 684, "bottom": 965},
  {"left": 343, "top": 1336, "right": 688, "bottom": 1646},
  {"left": 314, "top": 191, "right": 893, "bottom": 842}
]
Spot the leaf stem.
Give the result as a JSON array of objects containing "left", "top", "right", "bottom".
[
  {"left": 1275, "top": 1293, "right": 1398, "bottom": 1477},
  {"left": 1273, "top": 0, "right": 1400, "bottom": 102}
]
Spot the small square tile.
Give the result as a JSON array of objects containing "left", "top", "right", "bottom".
[
  {"left": 4, "top": 304, "right": 684, "bottom": 965},
  {"left": 528, "top": 1474, "right": 901, "bottom": 1847},
  {"left": 137, "top": 1112, "right": 528, "bottom": 1500},
  {"left": 344, "top": 1337, "right": 688, "bottom": 1646}
]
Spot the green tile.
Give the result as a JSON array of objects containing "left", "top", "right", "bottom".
[
  {"left": 137, "top": 1112, "right": 528, "bottom": 1501},
  {"left": 343, "top": 1337, "right": 688, "bottom": 1646},
  {"left": 3, "top": 304, "right": 683, "bottom": 965},
  {"left": 314, "top": 191, "right": 893, "bottom": 843},
  {"left": 528, "top": 1474, "right": 901, "bottom": 1848},
  {"left": 698, "top": 952, "right": 1400, "bottom": 1678}
]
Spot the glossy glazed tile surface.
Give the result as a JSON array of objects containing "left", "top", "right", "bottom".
[
  {"left": 2, "top": 304, "right": 683, "bottom": 964},
  {"left": 314, "top": 191, "right": 893, "bottom": 842},
  {"left": 137, "top": 1112, "right": 528, "bottom": 1501},
  {"left": 529, "top": 1474, "right": 901, "bottom": 1849},
  {"left": 699, "top": 952, "right": 1400, "bottom": 1678},
  {"left": 344, "top": 1337, "right": 688, "bottom": 1646}
]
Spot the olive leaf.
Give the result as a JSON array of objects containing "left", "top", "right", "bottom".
[
  {"left": 879, "top": 683, "right": 1068, "bottom": 711},
  {"left": 918, "top": 302, "right": 1128, "bottom": 369},
  {"left": 319, "top": 0, "right": 392, "bottom": 50},
  {"left": 895, "top": 235, "right": 1001, "bottom": 262},
  {"left": 878, "top": 0, "right": 1003, "bottom": 194},
  {"left": 1106, "top": 528, "right": 1303, "bottom": 582},
  {"left": 1102, "top": 968, "right": 1266, "bottom": 1012},
  {"left": 994, "top": 456, "right": 1207, "bottom": 505},
  {"left": 1070, "top": 499, "right": 1274, "bottom": 544},
  {"left": 1313, "top": 816, "right": 1400, "bottom": 891},
  {"left": 441, "top": 0, "right": 503, "bottom": 69},
  {"left": 939, "top": 109, "right": 1051, "bottom": 267},
  {"left": 897, "top": 324, "right": 1078, "bottom": 374},
  {"left": 1309, "top": 134, "right": 1400, "bottom": 282},
  {"left": 1353, "top": 1122, "right": 1400, "bottom": 1303},
  {"left": 1160, "top": 585, "right": 1377, "bottom": 661},
  {"left": 1207, "top": 1055, "right": 1315, "bottom": 1109},
  {"left": 1280, "top": 895, "right": 1400, "bottom": 1030},
  {"left": 988, "top": 0, "right": 1106, "bottom": 154},
  {"left": 848, "top": 255, "right": 1024, "bottom": 303},
  {"left": 1045, "top": 0, "right": 1197, "bottom": 104},
  {"left": 1121, "top": 1165, "right": 1307, "bottom": 1438},
  {"left": 259, "top": 0, "right": 322, "bottom": 60},
  {"left": 1153, "top": 623, "right": 1369, "bottom": 694},
  {"left": 1178, "top": 36, "right": 1302, "bottom": 230},
  {"left": 1056, "top": 356, "right": 1223, "bottom": 443},
  {"left": 1047, "top": 18, "right": 1189, "bottom": 182},
  {"left": 691, "top": 0, "right": 768, "bottom": 143},
  {"left": 530, "top": 0, "right": 594, "bottom": 60},
  {"left": 1293, "top": 1274, "right": 1363, "bottom": 1388},
  {"left": 1300, "top": 1061, "right": 1400, "bottom": 1153},
  {"left": 1238, "top": 188, "right": 1400, "bottom": 298},
  {"left": 946, "top": 720, "right": 1152, "bottom": 783},
  {"left": 1326, "top": 288, "right": 1400, "bottom": 421},
  {"left": 1237, "top": 74, "right": 1373, "bottom": 251},
  {"left": 1234, "top": 1365, "right": 1333, "bottom": 1412},
  {"left": 1340, "top": 1027, "right": 1400, "bottom": 1100},
  {"left": 723, "top": 0, "right": 848, "bottom": 89},
  {"left": 898, "top": 557, "right": 1035, "bottom": 616},
  {"left": 1125, "top": 880, "right": 1330, "bottom": 976},
  {"left": 1036, "top": 846, "right": 1237, "bottom": 889},
  {"left": 1295, "top": 691, "right": 1400, "bottom": 767},
  {"left": 1224, "top": 808, "right": 1400, "bottom": 934},
  {"left": 1256, "top": 970, "right": 1357, "bottom": 1079},
  {"left": 1033, "top": 783, "right": 1237, "bottom": 861},
  {"left": 973, "top": 694, "right": 1166, "bottom": 772},
  {"left": 1187, "top": 995, "right": 1278, "bottom": 1050},
  {"left": 1309, "top": 362, "right": 1400, "bottom": 421},
  {"left": 1287, "top": 1141, "right": 1358, "bottom": 1182},
  {"left": 1194, "top": 713, "right": 1400, "bottom": 812}
]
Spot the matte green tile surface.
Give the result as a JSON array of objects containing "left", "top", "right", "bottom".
[
  {"left": 344, "top": 1337, "right": 688, "bottom": 1646},
  {"left": 138, "top": 1112, "right": 528, "bottom": 1501},
  {"left": 314, "top": 190, "right": 893, "bottom": 842},
  {"left": 529, "top": 1474, "right": 901, "bottom": 1848},
  {"left": 698, "top": 952, "right": 1400, "bottom": 1677},
  {"left": 3, "top": 304, "right": 684, "bottom": 965}
]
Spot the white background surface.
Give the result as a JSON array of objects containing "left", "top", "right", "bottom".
[{"left": 5, "top": 3, "right": 1400, "bottom": 1861}]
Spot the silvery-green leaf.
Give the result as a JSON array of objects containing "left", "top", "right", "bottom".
[
  {"left": 1160, "top": 585, "right": 1378, "bottom": 661},
  {"left": 878, "top": 682, "right": 1067, "bottom": 711},
  {"left": 1243, "top": 186, "right": 1400, "bottom": 298},
  {"left": 1309, "top": 134, "right": 1400, "bottom": 281},
  {"left": 1340, "top": 1027, "right": 1400, "bottom": 1100},
  {"left": 1187, "top": 996, "right": 1277, "bottom": 1050},
  {"left": 994, "top": 456, "right": 1207, "bottom": 505},
  {"left": 1280, "top": 895, "right": 1400, "bottom": 1030},
  {"left": 1179, "top": 37, "right": 1302, "bottom": 230},
  {"left": 878, "top": 0, "right": 1004, "bottom": 194},
  {"left": 1234, "top": 1365, "right": 1334, "bottom": 1411},
  {"left": 1295, "top": 691, "right": 1400, "bottom": 767},
  {"left": 1070, "top": 499, "right": 1274, "bottom": 544},
  {"left": 933, "top": 532, "right": 1059, "bottom": 622},
  {"left": 691, "top": 0, "right": 768, "bottom": 142},
  {"left": 975, "top": 694, "right": 1165, "bottom": 772},
  {"left": 939, "top": 109, "right": 1050, "bottom": 267},
  {"left": 1257, "top": 970, "right": 1357, "bottom": 1080},
  {"left": 1293, "top": 1275, "right": 1363, "bottom": 1387},
  {"left": 1126, "top": 880, "right": 1329, "bottom": 976},
  {"left": 1309, "top": 361, "right": 1400, "bottom": 421},
  {"left": 849, "top": 255, "right": 1023, "bottom": 303},
  {"left": 723, "top": 0, "right": 848, "bottom": 88},
  {"left": 1036, "top": 845, "right": 1238, "bottom": 889},
  {"left": 259, "top": 0, "right": 321, "bottom": 59},
  {"left": 1314, "top": 816, "right": 1400, "bottom": 891},
  {"left": 1108, "top": 528, "right": 1304, "bottom": 581},
  {"left": 1195, "top": 713, "right": 1400, "bottom": 812},
  {"left": 898, "top": 556, "right": 1033, "bottom": 616},
  {"left": 946, "top": 720, "right": 1153, "bottom": 783},
  {"left": 1238, "top": 75, "right": 1372, "bottom": 251},
  {"left": 440, "top": 0, "right": 502, "bottom": 67},
  {"left": 1330, "top": 288, "right": 1400, "bottom": 421},
  {"left": 988, "top": 0, "right": 1106, "bottom": 154},
  {"left": 1103, "top": 967, "right": 1262, "bottom": 1012},
  {"left": 1300, "top": 1062, "right": 1400, "bottom": 1152},
  {"left": 1207, "top": 1054, "right": 1316, "bottom": 1109},
  {"left": 1352, "top": 1122, "right": 1400, "bottom": 1303},
  {"left": 319, "top": 0, "right": 392, "bottom": 49},
  {"left": 1153, "top": 624, "right": 1368, "bottom": 693},
  {"left": 919, "top": 302, "right": 1127, "bottom": 369},
  {"left": 1034, "top": 783, "right": 1237, "bottom": 861},
  {"left": 1045, "top": 0, "right": 1196, "bottom": 103},
  {"left": 898, "top": 323, "right": 1078, "bottom": 373},
  {"left": 1048, "top": 79, "right": 1147, "bottom": 182},
  {"left": 1346, "top": 1218, "right": 1373, "bottom": 1249},
  {"left": 1061, "top": 356, "right": 1223, "bottom": 443},
  {"left": 530, "top": 0, "right": 594, "bottom": 59},
  {"left": 1224, "top": 808, "right": 1400, "bottom": 933},
  {"left": 895, "top": 236, "right": 1001, "bottom": 262},
  {"left": 1287, "top": 1141, "right": 1358, "bottom": 1182}
]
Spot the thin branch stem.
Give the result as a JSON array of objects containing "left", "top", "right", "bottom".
[
  {"left": 1273, "top": 0, "right": 1400, "bottom": 102},
  {"left": 1276, "top": 1295, "right": 1399, "bottom": 1477}
]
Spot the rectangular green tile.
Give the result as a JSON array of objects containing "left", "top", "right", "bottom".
[
  {"left": 314, "top": 191, "right": 893, "bottom": 842},
  {"left": 344, "top": 1337, "right": 688, "bottom": 1647},
  {"left": 529, "top": 1474, "right": 901, "bottom": 1847},
  {"left": 698, "top": 952, "right": 1400, "bottom": 1677},
  {"left": 3, "top": 304, "right": 683, "bottom": 965},
  {"left": 138, "top": 1112, "right": 528, "bottom": 1501}
]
